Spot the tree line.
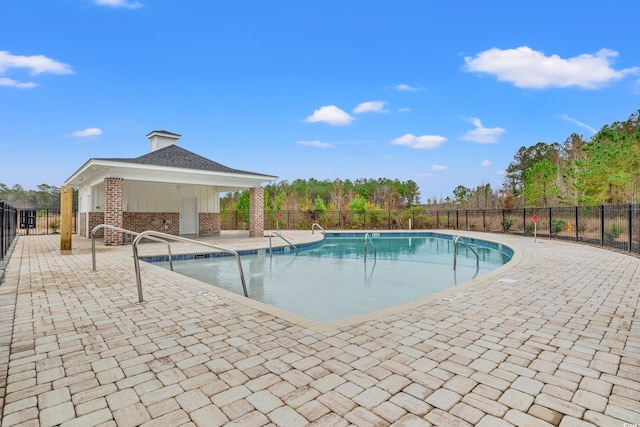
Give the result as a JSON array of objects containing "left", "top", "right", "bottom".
[
  {"left": 222, "top": 109, "right": 640, "bottom": 214},
  {"left": 501, "top": 109, "right": 640, "bottom": 208},
  {"left": 221, "top": 178, "right": 425, "bottom": 224},
  {"left": 3, "top": 109, "right": 639, "bottom": 211},
  {"left": 0, "top": 184, "right": 62, "bottom": 209}
]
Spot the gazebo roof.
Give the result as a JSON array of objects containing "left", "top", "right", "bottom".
[
  {"left": 97, "top": 144, "right": 271, "bottom": 177},
  {"left": 64, "top": 132, "right": 277, "bottom": 190}
]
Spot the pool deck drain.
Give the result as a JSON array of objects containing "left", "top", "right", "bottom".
[{"left": 0, "top": 230, "right": 639, "bottom": 426}]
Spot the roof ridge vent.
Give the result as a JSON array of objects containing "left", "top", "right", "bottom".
[{"left": 147, "top": 130, "right": 181, "bottom": 152}]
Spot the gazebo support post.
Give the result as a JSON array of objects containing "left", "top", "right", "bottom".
[{"left": 249, "top": 187, "right": 264, "bottom": 237}]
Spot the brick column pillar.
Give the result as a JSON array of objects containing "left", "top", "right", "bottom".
[
  {"left": 104, "top": 177, "right": 124, "bottom": 246},
  {"left": 249, "top": 186, "right": 264, "bottom": 238}
]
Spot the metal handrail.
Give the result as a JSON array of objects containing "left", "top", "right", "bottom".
[
  {"left": 91, "top": 224, "right": 173, "bottom": 272},
  {"left": 453, "top": 235, "right": 479, "bottom": 270},
  {"left": 364, "top": 233, "right": 377, "bottom": 263},
  {"left": 268, "top": 231, "right": 298, "bottom": 255},
  {"left": 131, "top": 230, "right": 248, "bottom": 304},
  {"left": 311, "top": 223, "right": 326, "bottom": 235}
]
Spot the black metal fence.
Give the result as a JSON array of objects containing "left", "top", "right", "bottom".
[
  {"left": 16, "top": 208, "right": 77, "bottom": 236},
  {"left": 1, "top": 202, "right": 18, "bottom": 261},
  {"left": 222, "top": 204, "right": 640, "bottom": 255},
  {"left": 9, "top": 204, "right": 640, "bottom": 254}
]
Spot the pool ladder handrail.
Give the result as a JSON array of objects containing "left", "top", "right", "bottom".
[
  {"left": 311, "top": 223, "right": 326, "bottom": 235},
  {"left": 453, "top": 235, "right": 479, "bottom": 270},
  {"left": 268, "top": 231, "right": 298, "bottom": 255},
  {"left": 131, "top": 230, "right": 248, "bottom": 304},
  {"left": 364, "top": 233, "right": 377, "bottom": 263},
  {"left": 91, "top": 224, "right": 174, "bottom": 272},
  {"left": 311, "top": 223, "right": 327, "bottom": 243},
  {"left": 311, "top": 222, "right": 327, "bottom": 234}
]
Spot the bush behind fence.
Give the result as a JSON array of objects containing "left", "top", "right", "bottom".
[{"left": 222, "top": 204, "right": 640, "bottom": 254}]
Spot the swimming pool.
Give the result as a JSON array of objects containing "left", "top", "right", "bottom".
[{"left": 147, "top": 233, "right": 513, "bottom": 323}]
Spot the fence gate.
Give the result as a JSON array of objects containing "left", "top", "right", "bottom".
[{"left": 19, "top": 210, "right": 37, "bottom": 232}]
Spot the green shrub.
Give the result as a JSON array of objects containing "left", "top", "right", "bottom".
[
  {"left": 551, "top": 218, "right": 566, "bottom": 236},
  {"left": 501, "top": 218, "right": 513, "bottom": 232},
  {"left": 49, "top": 219, "right": 60, "bottom": 233},
  {"left": 604, "top": 223, "right": 625, "bottom": 240}
]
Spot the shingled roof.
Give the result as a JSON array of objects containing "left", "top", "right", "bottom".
[{"left": 95, "top": 144, "right": 272, "bottom": 177}]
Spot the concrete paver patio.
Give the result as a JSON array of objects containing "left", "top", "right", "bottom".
[{"left": 0, "top": 231, "right": 638, "bottom": 426}]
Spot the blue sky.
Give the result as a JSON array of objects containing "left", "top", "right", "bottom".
[{"left": 2, "top": 1, "right": 639, "bottom": 202}]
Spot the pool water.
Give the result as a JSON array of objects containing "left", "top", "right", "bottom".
[{"left": 151, "top": 234, "right": 512, "bottom": 323}]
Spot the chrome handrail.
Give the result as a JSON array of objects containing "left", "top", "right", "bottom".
[
  {"left": 91, "top": 224, "right": 173, "bottom": 272},
  {"left": 453, "top": 235, "right": 479, "bottom": 270},
  {"left": 311, "top": 223, "right": 326, "bottom": 235},
  {"left": 131, "top": 230, "right": 248, "bottom": 304},
  {"left": 268, "top": 231, "right": 298, "bottom": 255},
  {"left": 364, "top": 233, "right": 377, "bottom": 263}
]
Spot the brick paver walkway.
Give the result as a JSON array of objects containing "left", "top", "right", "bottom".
[{"left": 0, "top": 231, "right": 638, "bottom": 426}]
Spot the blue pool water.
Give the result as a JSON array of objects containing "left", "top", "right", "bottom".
[{"left": 148, "top": 233, "right": 513, "bottom": 323}]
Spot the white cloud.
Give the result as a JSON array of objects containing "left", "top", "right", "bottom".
[
  {"left": 72, "top": 128, "right": 103, "bottom": 137},
  {"left": 398, "top": 107, "right": 411, "bottom": 113},
  {"left": 305, "top": 105, "right": 354, "bottom": 126},
  {"left": 0, "top": 77, "right": 37, "bottom": 89},
  {"left": 0, "top": 51, "right": 72, "bottom": 89},
  {"left": 296, "top": 140, "right": 333, "bottom": 148},
  {"left": 431, "top": 164, "right": 447, "bottom": 171},
  {"left": 95, "top": 0, "right": 143, "bottom": 9},
  {"left": 559, "top": 114, "right": 597, "bottom": 134},
  {"left": 464, "top": 46, "right": 640, "bottom": 89},
  {"left": 394, "top": 83, "right": 422, "bottom": 92},
  {"left": 461, "top": 118, "right": 505, "bottom": 143},
  {"left": 353, "top": 101, "right": 388, "bottom": 114},
  {"left": 481, "top": 159, "right": 491, "bottom": 167},
  {"left": 391, "top": 133, "right": 446, "bottom": 149}
]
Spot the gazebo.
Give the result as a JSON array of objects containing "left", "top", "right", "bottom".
[{"left": 65, "top": 130, "right": 277, "bottom": 245}]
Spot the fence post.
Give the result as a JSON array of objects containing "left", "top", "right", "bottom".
[
  {"left": 628, "top": 203, "right": 633, "bottom": 252},
  {"left": 600, "top": 205, "right": 605, "bottom": 246},
  {"left": 0, "top": 203, "right": 4, "bottom": 260},
  {"left": 575, "top": 206, "right": 579, "bottom": 241},
  {"left": 483, "top": 210, "right": 486, "bottom": 231},
  {"left": 388, "top": 210, "right": 391, "bottom": 229}
]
